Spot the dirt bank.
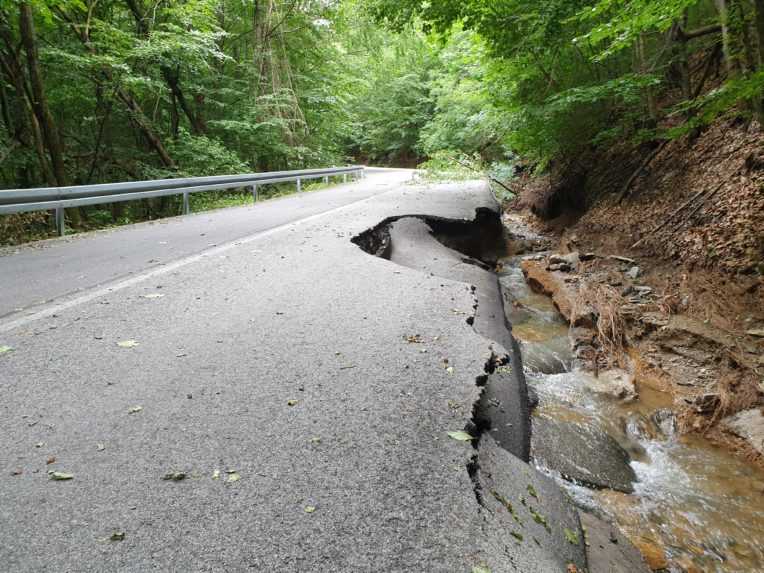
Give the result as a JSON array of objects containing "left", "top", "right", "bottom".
[{"left": 505, "top": 117, "right": 764, "bottom": 468}]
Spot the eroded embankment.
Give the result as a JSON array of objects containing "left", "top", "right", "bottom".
[
  {"left": 351, "top": 208, "right": 648, "bottom": 573},
  {"left": 502, "top": 213, "right": 764, "bottom": 573}
]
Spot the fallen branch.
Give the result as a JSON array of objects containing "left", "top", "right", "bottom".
[
  {"left": 630, "top": 180, "right": 725, "bottom": 248},
  {"left": 679, "top": 180, "right": 725, "bottom": 225},
  {"left": 618, "top": 140, "right": 669, "bottom": 203},
  {"left": 451, "top": 156, "right": 516, "bottom": 195}
]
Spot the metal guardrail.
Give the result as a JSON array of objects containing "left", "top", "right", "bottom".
[{"left": 0, "top": 166, "right": 365, "bottom": 236}]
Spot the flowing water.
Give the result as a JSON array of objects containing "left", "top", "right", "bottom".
[{"left": 499, "top": 254, "right": 764, "bottom": 573}]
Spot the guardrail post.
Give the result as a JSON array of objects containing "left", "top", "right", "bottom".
[
  {"left": 297, "top": 178, "right": 301, "bottom": 193},
  {"left": 343, "top": 174, "right": 348, "bottom": 184},
  {"left": 182, "top": 192, "right": 190, "bottom": 215},
  {"left": 323, "top": 176, "right": 329, "bottom": 185},
  {"left": 250, "top": 184, "right": 258, "bottom": 202},
  {"left": 55, "top": 207, "right": 65, "bottom": 237}
]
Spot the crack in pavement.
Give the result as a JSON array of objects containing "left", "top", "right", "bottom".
[{"left": 350, "top": 209, "right": 590, "bottom": 572}]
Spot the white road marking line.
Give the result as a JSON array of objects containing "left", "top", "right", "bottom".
[{"left": 0, "top": 188, "right": 398, "bottom": 334}]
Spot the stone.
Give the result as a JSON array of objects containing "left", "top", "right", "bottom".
[
  {"left": 623, "top": 414, "right": 658, "bottom": 442},
  {"left": 650, "top": 408, "right": 678, "bottom": 439},
  {"left": 625, "top": 266, "right": 641, "bottom": 280},
  {"left": 722, "top": 408, "right": 764, "bottom": 455},
  {"left": 609, "top": 255, "right": 637, "bottom": 265},
  {"left": 549, "top": 262, "right": 573, "bottom": 272},
  {"left": 531, "top": 416, "right": 637, "bottom": 493},
  {"left": 521, "top": 260, "right": 596, "bottom": 328},
  {"left": 550, "top": 252, "right": 580, "bottom": 270},
  {"left": 527, "top": 385, "right": 540, "bottom": 410},
  {"left": 746, "top": 328, "right": 764, "bottom": 338},
  {"left": 692, "top": 393, "right": 720, "bottom": 414},
  {"left": 584, "top": 369, "right": 637, "bottom": 401},
  {"left": 579, "top": 512, "right": 650, "bottom": 573},
  {"left": 633, "top": 286, "right": 653, "bottom": 297}
]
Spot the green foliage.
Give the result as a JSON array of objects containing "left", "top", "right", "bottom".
[
  {"left": 575, "top": 0, "right": 701, "bottom": 59},
  {"left": 417, "top": 151, "right": 484, "bottom": 182},
  {"left": 419, "top": 30, "right": 507, "bottom": 160},
  {"left": 2, "top": 0, "right": 763, "bottom": 244},
  {"left": 163, "top": 130, "right": 250, "bottom": 177},
  {"left": 367, "top": 0, "right": 764, "bottom": 173}
]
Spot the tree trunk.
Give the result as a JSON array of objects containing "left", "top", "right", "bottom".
[
  {"left": 162, "top": 66, "right": 205, "bottom": 134},
  {"left": 115, "top": 86, "right": 176, "bottom": 169},
  {"left": 19, "top": 3, "right": 66, "bottom": 187},
  {"left": 716, "top": 0, "right": 738, "bottom": 74},
  {"left": 125, "top": 0, "right": 205, "bottom": 137},
  {"left": 18, "top": 2, "right": 82, "bottom": 227},
  {"left": 753, "top": 0, "right": 764, "bottom": 124},
  {"left": 637, "top": 34, "right": 658, "bottom": 122},
  {"left": 674, "top": 15, "right": 692, "bottom": 101},
  {"left": 754, "top": 0, "right": 764, "bottom": 67},
  {"left": 170, "top": 90, "right": 180, "bottom": 138},
  {"left": 0, "top": 54, "right": 52, "bottom": 186}
]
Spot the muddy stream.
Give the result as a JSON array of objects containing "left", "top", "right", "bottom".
[{"left": 499, "top": 250, "right": 764, "bottom": 572}]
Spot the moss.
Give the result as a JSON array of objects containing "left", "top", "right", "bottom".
[
  {"left": 564, "top": 528, "right": 580, "bottom": 545},
  {"left": 529, "top": 507, "right": 551, "bottom": 533},
  {"left": 491, "top": 490, "right": 523, "bottom": 526}
]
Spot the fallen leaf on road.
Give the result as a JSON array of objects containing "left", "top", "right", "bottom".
[
  {"left": 304, "top": 505, "right": 316, "bottom": 514},
  {"left": 447, "top": 431, "right": 475, "bottom": 442},
  {"left": 141, "top": 293, "right": 164, "bottom": 300},
  {"left": 212, "top": 469, "right": 220, "bottom": 480},
  {"left": 310, "top": 437, "right": 321, "bottom": 444},
  {"left": 46, "top": 456, "right": 56, "bottom": 465},
  {"left": 127, "top": 406, "right": 143, "bottom": 414},
  {"left": 0, "top": 345, "right": 13, "bottom": 354},
  {"left": 97, "top": 443, "right": 105, "bottom": 451},
  {"left": 287, "top": 399, "right": 299, "bottom": 406},
  {"left": 110, "top": 532, "right": 126, "bottom": 542},
  {"left": 35, "top": 442, "right": 45, "bottom": 448},
  {"left": 472, "top": 566, "right": 492, "bottom": 573},
  {"left": 117, "top": 340, "right": 139, "bottom": 348},
  {"left": 405, "top": 335, "right": 423, "bottom": 344},
  {"left": 162, "top": 472, "right": 186, "bottom": 481},
  {"left": 446, "top": 366, "right": 455, "bottom": 375},
  {"left": 11, "top": 469, "right": 22, "bottom": 476},
  {"left": 48, "top": 471, "right": 74, "bottom": 481},
  {"left": 227, "top": 472, "right": 241, "bottom": 483}
]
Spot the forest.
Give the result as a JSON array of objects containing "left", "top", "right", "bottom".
[{"left": 0, "top": 0, "right": 762, "bottom": 238}]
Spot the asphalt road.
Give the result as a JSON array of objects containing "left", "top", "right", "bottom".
[
  {"left": 0, "top": 168, "right": 412, "bottom": 321},
  {"left": 0, "top": 172, "right": 591, "bottom": 572}
]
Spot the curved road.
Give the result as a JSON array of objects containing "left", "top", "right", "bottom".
[{"left": 0, "top": 170, "right": 604, "bottom": 572}]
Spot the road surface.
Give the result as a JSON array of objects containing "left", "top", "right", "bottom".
[{"left": 0, "top": 171, "right": 604, "bottom": 571}]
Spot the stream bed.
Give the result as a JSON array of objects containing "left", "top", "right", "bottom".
[{"left": 499, "top": 252, "right": 764, "bottom": 573}]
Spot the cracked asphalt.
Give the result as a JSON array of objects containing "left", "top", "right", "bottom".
[{"left": 0, "top": 173, "right": 586, "bottom": 572}]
